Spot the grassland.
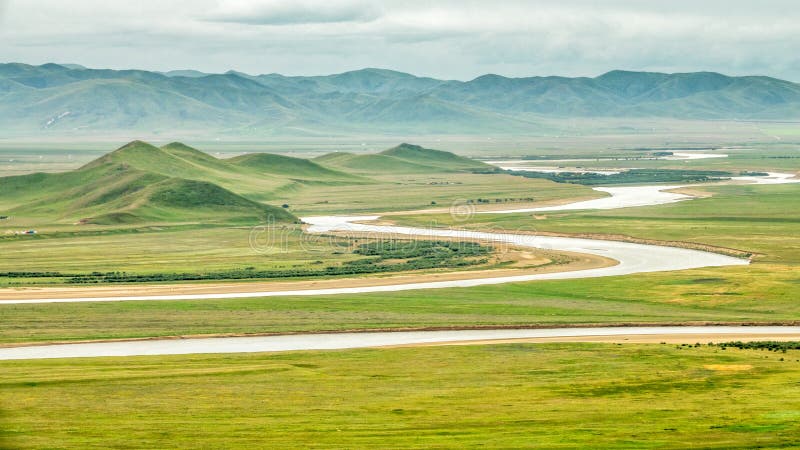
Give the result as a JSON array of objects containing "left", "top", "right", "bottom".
[
  {"left": 3, "top": 343, "right": 800, "bottom": 448},
  {"left": 1, "top": 141, "right": 800, "bottom": 450},
  {"left": 0, "top": 226, "right": 529, "bottom": 287},
  {"left": 2, "top": 84, "right": 800, "bottom": 448},
  {"left": 3, "top": 163, "right": 800, "bottom": 343},
  {"left": 0, "top": 227, "right": 356, "bottom": 281},
  {"left": 501, "top": 145, "right": 800, "bottom": 173},
  {"left": 1, "top": 240, "right": 494, "bottom": 285},
  {"left": 280, "top": 172, "right": 596, "bottom": 214},
  {"left": 2, "top": 263, "right": 798, "bottom": 344},
  {"left": 501, "top": 168, "right": 735, "bottom": 185},
  {"left": 390, "top": 182, "right": 800, "bottom": 264},
  {"left": 0, "top": 141, "right": 597, "bottom": 285}
]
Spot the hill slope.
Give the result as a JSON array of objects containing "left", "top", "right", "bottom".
[
  {"left": 380, "top": 143, "right": 489, "bottom": 170},
  {"left": 1, "top": 141, "right": 297, "bottom": 225},
  {"left": 227, "top": 152, "right": 365, "bottom": 183},
  {"left": 314, "top": 144, "right": 488, "bottom": 174},
  {"left": 2, "top": 63, "right": 800, "bottom": 137}
]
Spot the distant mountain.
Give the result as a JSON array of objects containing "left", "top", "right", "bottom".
[
  {"left": 1, "top": 63, "right": 799, "bottom": 137},
  {"left": 159, "top": 69, "right": 212, "bottom": 78},
  {"left": 58, "top": 63, "right": 88, "bottom": 71}
]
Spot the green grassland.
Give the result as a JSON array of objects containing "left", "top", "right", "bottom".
[
  {"left": 501, "top": 145, "right": 800, "bottom": 173},
  {"left": 391, "top": 182, "right": 800, "bottom": 264},
  {"left": 279, "top": 172, "right": 595, "bottom": 214},
  {"left": 0, "top": 239, "right": 494, "bottom": 285},
  {"left": 0, "top": 227, "right": 326, "bottom": 274},
  {"left": 3, "top": 69, "right": 800, "bottom": 448},
  {"left": 502, "top": 168, "right": 735, "bottom": 185},
  {"left": 5, "top": 179, "right": 799, "bottom": 343},
  {"left": 276, "top": 143, "right": 598, "bottom": 213},
  {"left": 2, "top": 264, "right": 796, "bottom": 344},
  {"left": 3, "top": 148, "right": 800, "bottom": 343},
  {"left": 0, "top": 226, "right": 514, "bottom": 287},
  {"left": 3, "top": 344, "right": 800, "bottom": 448}
]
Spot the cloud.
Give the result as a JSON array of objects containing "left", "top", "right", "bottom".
[
  {"left": 206, "top": 0, "right": 381, "bottom": 25},
  {"left": 0, "top": 1, "right": 799, "bottom": 81}
]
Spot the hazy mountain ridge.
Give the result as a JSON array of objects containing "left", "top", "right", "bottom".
[{"left": 1, "top": 63, "right": 799, "bottom": 137}]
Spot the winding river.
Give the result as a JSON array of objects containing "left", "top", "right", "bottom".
[
  {"left": 482, "top": 172, "right": 800, "bottom": 213},
  {"left": 4, "top": 173, "right": 798, "bottom": 306},
  {"left": 1, "top": 170, "right": 798, "bottom": 359},
  {"left": 0, "top": 216, "right": 746, "bottom": 305},
  {"left": 2, "top": 326, "right": 799, "bottom": 360}
]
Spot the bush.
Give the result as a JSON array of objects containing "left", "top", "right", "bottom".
[{"left": 6, "top": 240, "right": 493, "bottom": 284}]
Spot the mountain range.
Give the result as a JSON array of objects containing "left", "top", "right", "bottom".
[{"left": 2, "top": 63, "right": 799, "bottom": 137}]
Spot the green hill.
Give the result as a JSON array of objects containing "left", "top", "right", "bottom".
[
  {"left": 84, "top": 141, "right": 236, "bottom": 180},
  {"left": 380, "top": 143, "right": 489, "bottom": 170},
  {"left": 81, "top": 141, "right": 372, "bottom": 202},
  {"left": 1, "top": 140, "right": 495, "bottom": 225},
  {"left": 314, "top": 144, "right": 487, "bottom": 174},
  {"left": 312, "top": 152, "right": 357, "bottom": 164},
  {"left": 227, "top": 152, "right": 364, "bottom": 183},
  {"left": 1, "top": 141, "right": 297, "bottom": 226},
  {"left": 314, "top": 153, "right": 439, "bottom": 174}
]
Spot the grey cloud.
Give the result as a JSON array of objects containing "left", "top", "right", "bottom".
[
  {"left": 206, "top": 0, "right": 381, "bottom": 25},
  {"left": 0, "top": 1, "right": 799, "bottom": 81}
]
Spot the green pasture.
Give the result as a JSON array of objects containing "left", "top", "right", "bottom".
[{"left": 2, "top": 344, "right": 800, "bottom": 448}]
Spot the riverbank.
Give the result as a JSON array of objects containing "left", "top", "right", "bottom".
[{"left": 3, "top": 325, "right": 800, "bottom": 360}]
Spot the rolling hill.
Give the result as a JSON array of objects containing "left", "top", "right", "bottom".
[
  {"left": 313, "top": 143, "right": 489, "bottom": 174},
  {"left": 227, "top": 152, "right": 362, "bottom": 182},
  {"left": 0, "top": 141, "right": 298, "bottom": 225},
  {"left": 1, "top": 63, "right": 800, "bottom": 137},
  {"left": 0, "top": 141, "right": 487, "bottom": 225}
]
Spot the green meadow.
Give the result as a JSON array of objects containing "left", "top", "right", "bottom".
[
  {"left": 3, "top": 144, "right": 800, "bottom": 343},
  {"left": 501, "top": 145, "right": 800, "bottom": 173},
  {"left": 392, "top": 182, "right": 800, "bottom": 264},
  {"left": 1, "top": 264, "right": 796, "bottom": 344},
  {"left": 2, "top": 139, "right": 800, "bottom": 449},
  {"left": 2, "top": 344, "right": 800, "bottom": 449}
]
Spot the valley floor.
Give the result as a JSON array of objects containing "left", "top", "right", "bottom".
[
  {"left": 3, "top": 141, "right": 800, "bottom": 447},
  {"left": 3, "top": 343, "right": 800, "bottom": 449},
  {"left": 0, "top": 247, "right": 612, "bottom": 302}
]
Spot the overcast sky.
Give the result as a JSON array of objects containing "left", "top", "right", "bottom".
[{"left": 0, "top": 0, "right": 798, "bottom": 80}]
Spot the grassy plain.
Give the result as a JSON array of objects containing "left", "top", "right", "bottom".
[
  {"left": 0, "top": 140, "right": 598, "bottom": 282},
  {"left": 0, "top": 226, "right": 545, "bottom": 287},
  {"left": 280, "top": 172, "right": 597, "bottom": 214},
  {"left": 391, "top": 182, "right": 800, "bottom": 264},
  {"left": 503, "top": 145, "right": 800, "bottom": 173},
  {"left": 3, "top": 172, "right": 800, "bottom": 343},
  {"left": 3, "top": 343, "right": 800, "bottom": 448},
  {"left": 0, "top": 226, "right": 362, "bottom": 285},
  {"left": 1, "top": 263, "right": 797, "bottom": 344}
]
